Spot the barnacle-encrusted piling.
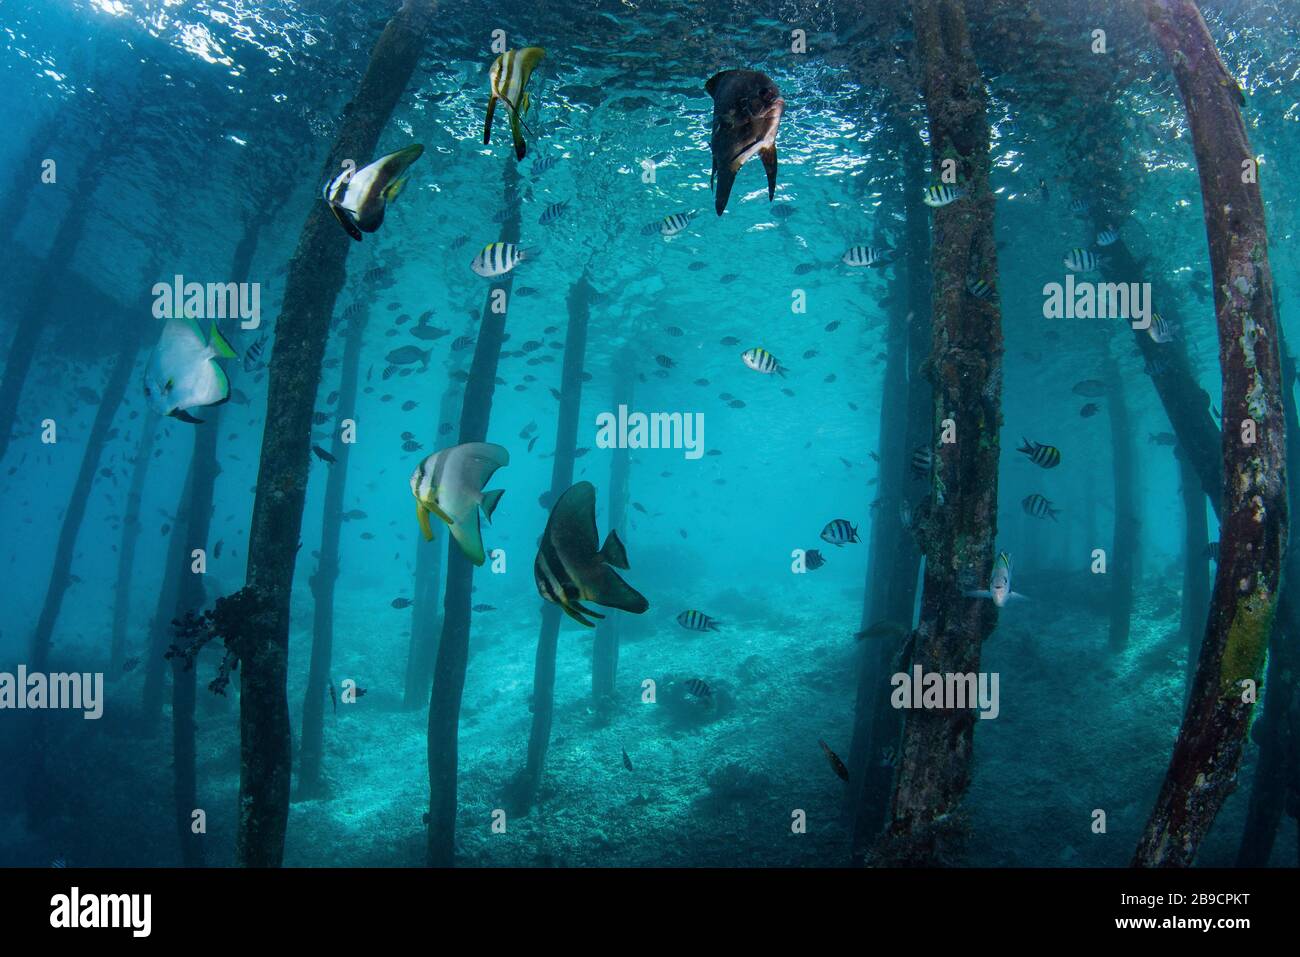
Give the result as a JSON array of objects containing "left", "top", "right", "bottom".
[
  {"left": 427, "top": 160, "right": 519, "bottom": 867},
  {"left": 0, "top": 130, "right": 117, "bottom": 466},
  {"left": 238, "top": 0, "right": 439, "bottom": 866},
  {"left": 874, "top": 0, "right": 1003, "bottom": 866},
  {"left": 848, "top": 118, "right": 932, "bottom": 856},
  {"left": 405, "top": 377, "right": 463, "bottom": 709},
  {"left": 109, "top": 412, "right": 161, "bottom": 673},
  {"left": 510, "top": 273, "right": 593, "bottom": 813},
  {"left": 1104, "top": 350, "right": 1137, "bottom": 650},
  {"left": 24, "top": 307, "right": 149, "bottom": 817},
  {"left": 299, "top": 300, "right": 371, "bottom": 798},
  {"left": 1236, "top": 325, "right": 1300, "bottom": 866},
  {"left": 592, "top": 347, "right": 633, "bottom": 709},
  {"left": 1134, "top": 0, "right": 1286, "bottom": 867}
]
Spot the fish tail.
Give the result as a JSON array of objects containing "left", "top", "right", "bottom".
[
  {"left": 208, "top": 321, "right": 238, "bottom": 359},
  {"left": 759, "top": 144, "right": 777, "bottom": 200},
  {"left": 508, "top": 108, "right": 527, "bottom": 161},
  {"left": 481, "top": 488, "right": 505, "bottom": 522},
  {"left": 598, "top": 529, "right": 630, "bottom": 569},
  {"left": 713, "top": 164, "right": 737, "bottom": 216},
  {"left": 484, "top": 94, "right": 497, "bottom": 144},
  {"left": 583, "top": 566, "right": 649, "bottom": 615},
  {"left": 1017, "top": 437, "right": 1033, "bottom": 455}
]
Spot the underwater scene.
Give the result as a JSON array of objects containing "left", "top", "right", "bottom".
[{"left": 0, "top": 0, "right": 1297, "bottom": 876}]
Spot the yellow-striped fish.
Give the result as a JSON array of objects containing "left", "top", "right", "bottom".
[{"left": 485, "top": 47, "right": 546, "bottom": 160}]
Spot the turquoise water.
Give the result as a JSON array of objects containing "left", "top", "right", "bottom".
[{"left": 0, "top": 0, "right": 1296, "bottom": 866}]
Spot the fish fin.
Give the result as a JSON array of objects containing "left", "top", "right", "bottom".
[
  {"left": 1008, "top": 591, "right": 1030, "bottom": 603},
  {"left": 426, "top": 498, "right": 453, "bottom": 526},
  {"left": 713, "top": 163, "right": 736, "bottom": 216},
  {"left": 759, "top": 144, "right": 777, "bottom": 200},
  {"left": 208, "top": 322, "right": 238, "bottom": 359},
  {"left": 558, "top": 599, "right": 599, "bottom": 628},
  {"left": 170, "top": 409, "right": 204, "bottom": 424},
  {"left": 382, "top": 174, "right": 409, "bottom": 203},
  {"left": 508, "top": 108, "right": 527, "bottom": 161},
  {"left": 416, "top": 503, "right": 434, "bottom": 542},
  {"left": 582, "top": 566, "right": 649, "bottom": 615},
  {"left": 480, "top": 488, "right": 505, "bottom": 522},
  {"left": 329, "top": 203, "right": 364, "bottom": 241},
  {"left": 484, "top": 93, "right": 498, "bottom": 144},
  {"left": 964, "top": 589, "right": 992, "bottom": 599},
  {"left": 451, "top": 511, "right": 487, "bottom": 566},
  {"left": 209, "top": 361, "right": 232, "bottom": 405},
  {"left": 598, "top": 528, "right": 630, "bottom": 569}
]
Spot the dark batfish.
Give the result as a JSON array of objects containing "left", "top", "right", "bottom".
[
  {"left": 534, "top": 481, "right": 649, "bottom": 627},
  {"left": 819, "top": 739, "right": 850, "bottom": 782},
  {"left": 705, "top": 69, "right": 784, "bottom": 215}
]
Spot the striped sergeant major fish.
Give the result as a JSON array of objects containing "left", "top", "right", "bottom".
[
  {"left": 911, "top": 445, "right": 933, "bottom": 478},
  {"left": 1095, "top": 226, "right": 1120, "bottom": 246},
  {"left": 484, "top": 47, "right": 546, "bottom": 160},
  {"left": 242, "top": 331, "right": 269, "bottom": 373},
  {"left": 923, "top": 184, "right": 965, "bottom": 207},
  {"left": 684, "top": 678, "right": 712, "bottom": 700},
  {"left": 841, "top": 245, "right": 891, "bottom": 267},
  {"left": 534, "top": 481, "right": 649, "bottom": 627},
  {"left": 410, "top": 442, "right": 509, "bottom": 566},
  {"left": 642, "top": 211, "right": 694, "bottom": 237},
  {"left": 705, "top": 69, "right": 784, "bottom": 216},
  {"left": 741, "top": 346, "right": 786, "bottom": 377},
  {"left": 531, "top": 154, "right": 559, "bottom": 178},
  {"left": 538, "top": 200, "right": 569, "bottom": 226},
  {"left": 1021, "top": 493, "right": 1060, "bottom": 521},
  {"left": 1017, "top": 438, "right": 1061, "bottom": 469},
  {"left": 677, "top": 609, "right": 723, "bottom": 632},
  {"left": 820, "top": 518, "right": 860, "bottom": 547},
  {"left": 471, "top": 242, "right": 536, "bottom": 278},
  {"left": 1063, "top": 247, "right": 1105, "bottom": 273},
  {"left": 322, "top": 144, "right": 424, "bottom": 242},
  {"left": 965, "top": 551, "right": 1028, "bottom": 607}
]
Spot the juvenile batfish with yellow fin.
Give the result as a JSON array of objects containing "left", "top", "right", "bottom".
[
  {"left": 142, "top": 317, "right": 238, "bottom": 424},
  {"left": 535, "top": 481, "right": 650, "bottom": 628},
  {"left": 484, "top": 47, "right": 546, "bottom": 160},
  {"left": 322, "top": 144, "right": 424, "bottom": 241},
  {"left": 409, "top": 442, "right": 509, "bottom": 565}
]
